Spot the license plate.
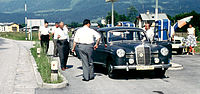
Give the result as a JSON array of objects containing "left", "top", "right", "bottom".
[{"left": 136, "top": 66, "right": 154, "bottom": 70}]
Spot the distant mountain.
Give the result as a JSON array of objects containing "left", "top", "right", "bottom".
[{"left": 0, "top": 0, "right": 199, "bottom": 23}]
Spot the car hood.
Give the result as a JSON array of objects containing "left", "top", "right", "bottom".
[{"left": 110, "top": 42, "right": 161, "bottom": 53}]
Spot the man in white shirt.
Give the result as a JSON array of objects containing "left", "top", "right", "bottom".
[
  {"left": 72, "top": 19, "right": 101, "bottom": 81},
  {"left": 54, "top": 22, "right": 70, "bottom": 71},
  {"left": 38, "top": 21, "right": 50, "bottom": 54},
  {"left": 51, "top": 22, "right": 59, "bottom": 57},
  {"left": 144, "top": 23, "right": 154, "bottom": 42}
]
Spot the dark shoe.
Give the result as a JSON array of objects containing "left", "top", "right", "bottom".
[
  {"left": 82, "top": 79, "right": 89, "bottom": 82},
  {"left": 61, "top": 68, "right": 66, "bottom": 71},
  {"left": 65, "top": 67, "right": 69, "bottom": 69},
  {"left": 90, "top": 77, "right": 94, "bottom": 80}
]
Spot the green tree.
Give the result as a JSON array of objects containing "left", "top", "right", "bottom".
[
  {"left": 106, "top": 11, "right": 129, "bottom": 25},
  {"left": 106, "top": 5, "right": 138, "bottom": 25},
  {"left": 127, "top": 5, "right": 138, "bottom": 22},
  {"left": 68, "top": 22, "right": 82, "bottom": 28},
  {"left": 169, "top": 10, "right": 200, "bottom": 40}
]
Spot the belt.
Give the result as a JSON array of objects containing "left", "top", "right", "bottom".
[
  {"left": 77, "top": 43, "right": 93, "bottom": 45},
  {"left": 41, "top": 34, "right": 49, "bottom": 36}
]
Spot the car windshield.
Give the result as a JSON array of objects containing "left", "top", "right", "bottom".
[{"left": 108, "top": 30, "right": 144, "bottom": 42}]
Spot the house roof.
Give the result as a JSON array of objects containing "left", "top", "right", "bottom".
[
  {"left": 140, "top": 13, "right": 168, "bottom": 20},
  {"left": 0, "top": 22, "right": 16, "bottom": 26}
]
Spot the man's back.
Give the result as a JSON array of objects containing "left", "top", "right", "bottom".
[{"left": 74, "top": 26, "right": 100, "bottom": 44}]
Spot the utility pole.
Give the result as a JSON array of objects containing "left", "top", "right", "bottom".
[
  {"left": 155, "top": 0, "right": 158, "bottom": 21},
  {"left": 111, "top": 2, "right": 114, "bottom": 27},
  {"left": 106, "top": 0, "right": 118, "bottom": 27},
  {"left": 25, "top": 0, "right": 28, "bottom": 40}
]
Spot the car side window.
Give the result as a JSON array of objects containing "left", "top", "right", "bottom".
[{"left": 99, "top": 31, "right": 107, "bottom": 45}]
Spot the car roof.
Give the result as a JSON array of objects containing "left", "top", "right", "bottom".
[
  {"left": 73, "top": 27, "right": 99, "bottom": 31},
  {"left": 97, "top": 27, "right": 144, "bottom": 32}
]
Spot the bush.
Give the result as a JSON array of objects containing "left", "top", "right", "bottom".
[
  {"left": 195, "top": 27, "right": 200, "bottom": 41},
  {"left": 195, "top": 43, "right": 200, "bottom": 53}
]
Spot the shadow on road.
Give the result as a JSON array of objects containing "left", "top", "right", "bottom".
[
  {"left": 93, "top": 64, "right": 169, "bottom": 80},
  {"left": 0, "top": 38, "right": 7, "bottom": 45},
  {"left": 66, "top": 65, "right": 73, "bottom": 69},
  {"left": 0, "top": 38, "right": 8, "bottom": 51}
]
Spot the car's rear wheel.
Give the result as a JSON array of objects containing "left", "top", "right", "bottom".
[{"left": 154, "top": 68, "right": 166, "bottom": 78}]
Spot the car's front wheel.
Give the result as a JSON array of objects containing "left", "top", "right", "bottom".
[
  {"left": 154, "top": 68, "right": 166, "bottom": 78},
  {"left": 107, "top": 63, "right": 114, "bottom": 78}
]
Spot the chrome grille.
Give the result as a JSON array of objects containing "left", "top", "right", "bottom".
[
  {"left": 135, "top": 45, "right": 151, "bottom": 65},
  {"left": 126, "top": 54, "right": 134, "bottom": 58}
]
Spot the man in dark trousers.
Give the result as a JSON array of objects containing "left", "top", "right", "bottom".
[
  {"left": 51, "top": 22, "right": 59, "bottom": 57},
  {"left": 72, "top": 19, "right": 101, "bottom": 81},
  {"left": 38, "top": 21, "right": 50, "bottom": 54},
  {"left": 54, "top": 22, "right": 70, "bottom": 71}
]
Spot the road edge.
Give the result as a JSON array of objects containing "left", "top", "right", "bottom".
[
  {"left": 29, "top": 47, "right": 68, "bottom": 89},
  {"left": 168, "top": 62, "right": 184, "bottom": 70}
]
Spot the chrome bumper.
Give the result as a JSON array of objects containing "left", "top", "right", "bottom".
[{"left": 113, "top": 64, "right": 172, "bottom": 70}]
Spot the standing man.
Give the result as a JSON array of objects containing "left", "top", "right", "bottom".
[
  {"left": 51, "top": 22, "right": 59, "bottom": 57},
  {"left": 38, "top": 21, "right": 50, "bottom": 54},
  {"left": 144, "top": 23, "right": 154, "bottom": 42},
  {"left": 54, "top": 22, "right": 70, "bottom": 71},
  {"left": 72, "top": 19, "right": 101, "bottom": 81}
]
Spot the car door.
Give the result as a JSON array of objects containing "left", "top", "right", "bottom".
[{"left": 93, "top": 32, "right": 108, "bottom": 65}]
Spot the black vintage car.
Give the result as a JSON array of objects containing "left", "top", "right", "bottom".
[
  {"left": 93, "top": 27, "right": 172, "bottom": 77},
  {"left": 70, "top": 27, "right": 172, "bottom": 78}
]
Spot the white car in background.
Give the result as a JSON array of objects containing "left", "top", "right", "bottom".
[{"left": 172, "top": 36, "right": 186, "bottom": 54}]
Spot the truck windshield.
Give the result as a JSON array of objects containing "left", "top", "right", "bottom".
[{"left": 108, "top": 30, "right": 143, "bottom": 42}]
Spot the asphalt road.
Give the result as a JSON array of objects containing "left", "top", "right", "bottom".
[
  {"left": 36, "top": 48, "right": 200, "bottom": 94},
  {"left": 1, "top": 38, "right": 199, "bottom": 94},
  {"left": 0, "top": 38, "right": 37, "bottom": 94}
]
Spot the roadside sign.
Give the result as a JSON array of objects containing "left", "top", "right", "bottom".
[{"left": 106, "top": 0, "right": 118, "bottom": 2}]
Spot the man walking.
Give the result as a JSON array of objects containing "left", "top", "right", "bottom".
[
  {"left": 72, "top": 19, "right": 101, "bottom": 81},
  {"left": 51, "top": 22, "right": 59, "bottom": 57},
  {"left": 54, "top": 22, "right": 70, "bottom": 71},
  {"left": 38, "top": 21, "right": 50, "bottom": 54}
]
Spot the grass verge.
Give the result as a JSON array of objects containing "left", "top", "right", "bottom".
[
  {"left": 195, "top": 42, "right": 200, "bottom": 53},
  {"left": 0, "top": 32, "right": 39, "bottom": 41},
  {"left": 30, "top": 42, "right": 63, "bottom": 83}
]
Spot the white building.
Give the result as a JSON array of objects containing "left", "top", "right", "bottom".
[
  {"left": 27, "top": 19, "right": 55, "bottom": 32},
  {"left": 135, "top": 11, "right": 169, "bottom": 28}
]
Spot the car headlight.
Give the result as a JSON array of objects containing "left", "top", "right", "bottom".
[
  {"left": 116, "top": 49, "right": 125, "bottom": 57},
  {"left": 160, "top": 47, "right": 169, "bottom": 56},
  {"left": 129, "top": 59, "right": 134, "bottom": 64},
  {"left": 154, "top": 58, "right": 160, "bottom": 63}
]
